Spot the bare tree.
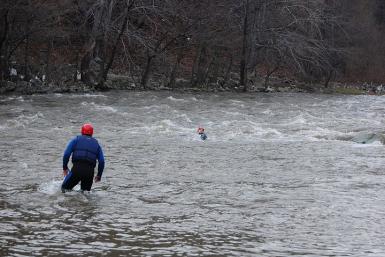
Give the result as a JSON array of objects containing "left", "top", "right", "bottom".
[
  {"left": 1, "top": 0, "right": 384, "bottom": 91},
  {"left": 234, "top": 0, "right": 345, "bottom": 89},
  {"left": 75, "top": 0, "right": 135, "bottom": 89}
]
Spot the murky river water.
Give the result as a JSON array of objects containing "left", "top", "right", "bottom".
[{"left": 1, "top": 91, "right": 385, "bottom": 256}]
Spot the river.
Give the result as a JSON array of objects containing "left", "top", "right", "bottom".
[{"left": 1, "top": 91, "right": 385, "bottom": 256}]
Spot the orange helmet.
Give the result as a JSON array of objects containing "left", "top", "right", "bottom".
[{"left": 81, "top": 123, "right": 94, "bottom": 136}]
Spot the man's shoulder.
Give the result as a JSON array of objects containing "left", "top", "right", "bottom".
[
  {"left": 70, "top": 136, "right": 79, "bottom": 143},
  {"left": 92, "top": 137, "right": 103, "bottom": 147}
]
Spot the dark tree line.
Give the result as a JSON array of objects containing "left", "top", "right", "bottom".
[{"left": 1, "top": 0, "right": 384, "bottom": 90}]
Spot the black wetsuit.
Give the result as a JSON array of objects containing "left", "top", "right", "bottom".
[{"left": 62, "top": 161, "right": 95, "bottom": 191}]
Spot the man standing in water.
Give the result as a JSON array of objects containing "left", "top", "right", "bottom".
[{"left": 62, "top": 124, "right": 105, "bottom": 192}]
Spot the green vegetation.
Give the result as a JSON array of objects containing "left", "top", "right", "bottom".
[{"left": 333, "top": 87, "right": 366, "bottom": 95}]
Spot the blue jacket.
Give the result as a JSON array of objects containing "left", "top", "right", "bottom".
[
  {"left": 200, "top": 133, "right": 207, "bottom": 140},
  {"left": 63, "top": 135, "right": 105, "bottom": 178}
]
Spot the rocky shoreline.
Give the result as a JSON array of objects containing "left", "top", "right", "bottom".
[{"left": 1, "top": 73, "right": 384, "bottom": 96}]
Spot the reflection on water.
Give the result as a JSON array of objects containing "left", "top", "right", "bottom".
[{"left": 0, "top": 92, "right": 385, "bottom": 256}]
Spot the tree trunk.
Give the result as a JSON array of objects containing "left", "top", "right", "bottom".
[
  {"left": 45, "top": 39, "right": 52, "bottom": 82},
  {"left": 95, "top": 37, "right": 106, "bottom": 89},
  {"left": 0, "top": 12, "right": 10, "bottom": 80},
  {"left": 223, "top": 54, "right": 233, "bottom": 87},
  {"left": 264, "top": 65, "right": 280, "bottom": 88},
  {"left": 203, "top": 55, "right": 215, "bottom": 89},
  {"left": 80, "top": 47, "right": 93, "bottom": 85},
  {"left": 168, "top": 51, "right": 183, "bottom": 90},
  {"left": 207, "top": 49, "right": 219, "bottom": 84},
  {"left": 324, "top": 70, "right": 333, "bottom": 88},
  {"left": 102, "top": 2, "right": 132, "bottom": 81},
  {"left": 191, "top": 43, "right": 204, "bottom": 87},
  {"left": 0, "top": 10, "right": 8, "bottom": 53},
  {"left": 80, "top": 1, "right": 103, "bottom": 86},
  {"left": 0, "top": 10, "right": 9, "bottom": 80},
  {"left": 141, "top": 53, "right": 153, "bottom": 89},
  {"left": 73, "top": 51, "right": 80, "bottom": 81},
  {"left": 240, "top": 0, "right": 249, "bottom": 92},
  {"left": 23, "top": 34, "right": 30, "bottom": 81},
  {"left": 195, "top": 45, "right": 209, "bottom": 87}
]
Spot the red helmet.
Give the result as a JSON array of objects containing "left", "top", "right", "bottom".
[
  {"left": 197, "top": 127, "right": 204, "bottom": 133},
  {"left": 81, "top": 123, "right": 93, "bottom": 136}
]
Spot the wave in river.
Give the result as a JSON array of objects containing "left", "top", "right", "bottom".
[{"left": 0, "top": 112, "right": 45, "bottom": 130}]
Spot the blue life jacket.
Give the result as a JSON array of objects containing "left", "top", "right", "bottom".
[{"left": 72, "top": 135, "right": 100, "bottom": 167}]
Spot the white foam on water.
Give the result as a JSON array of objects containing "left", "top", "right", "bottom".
[
  {"left": 228, "top": 99, "right": 243, "bottom": 104},
  {"left": 38, "top": 180, "right": 63, "bottom": 195},
  {"left": 262, "top": 109, "right": 273, "bottom": 115},
  {"left": 160, "top": 119, "right": 176, "bottom": 127},
  {"left": 305, "top": 126, "right": 347, "bottom": 138},
  {"left": 20, "top": 163, "right": 28, "bottom": 169},
  {"left": 81, "top": 102, "right": 118, "bottom": 113},
  {"left": 173, "top": 113, "right": 192, "bottom": 123},
  {"left": 16, "top": 96, "right": 25, "bottom": 102},
  {"left": 38, "top": 180, "right": 81, "bottom": 195},
  {"left": 135, "top": 118, "right": 198, "bottom": 136},
  {"left": 142, "top": 104, "right": 161, "bottom": 110},
  {"left": 9, "top": 107, "right": 25, "bottom": 113},
  {"left": 281, "top": 114, "right": 308, "bottom": 125},
  {"left": 208, "top": 119, "right": 284, "bottom": 142},
  {"left": 166, "top": 96, "right": 187, "bottom": 102},
  {"left": 221, "top": 110, "right": 245, "bottom": 116},
  {"left": 0, "top": 96, "right": 23, "bottom": 102},
  {"left": 69, "top": 93, "right": 107, "bottom": 98},
  {"left": 84, "top": 93, "right": 108, "bottom": 98},
  {"left": 139, "top": 122, "right": 172, "bottom": 133},
  {"left": 230, "top": 103, "right": 246, "bottom": 108},
  {"left": 352, "top": 141, "right": 384, "bottom": 147},
  {"left": 3, "top": 112, "right": 45, "bottom": 129},
  {"left": 97, "top": 105, "right": 118, "bottom": 113},
  {"left": 159, "top": 119, "right": 193, "bottom": 134}
]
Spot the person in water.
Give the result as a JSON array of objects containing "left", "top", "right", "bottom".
[
  {"left": 197, "top": 127, "right": 207, "bottom": 140},
  {"left": 62, "top": 123, "right": 105, "bottom": 192}
]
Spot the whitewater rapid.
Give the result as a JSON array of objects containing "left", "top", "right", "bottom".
[{"left": 1, "top": 91, "right": 385, "bottom": 256}]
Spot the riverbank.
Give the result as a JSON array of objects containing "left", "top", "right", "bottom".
[{"left": 0, "top": 74, "right": 384, "bottom": 96}]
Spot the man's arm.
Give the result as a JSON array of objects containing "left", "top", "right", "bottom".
[
  {"left": 63, "top": 137, "right": 77, "bottom": 171},
  {"left": 95, "top": 146, "right": 105, "bottom": 181}
]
